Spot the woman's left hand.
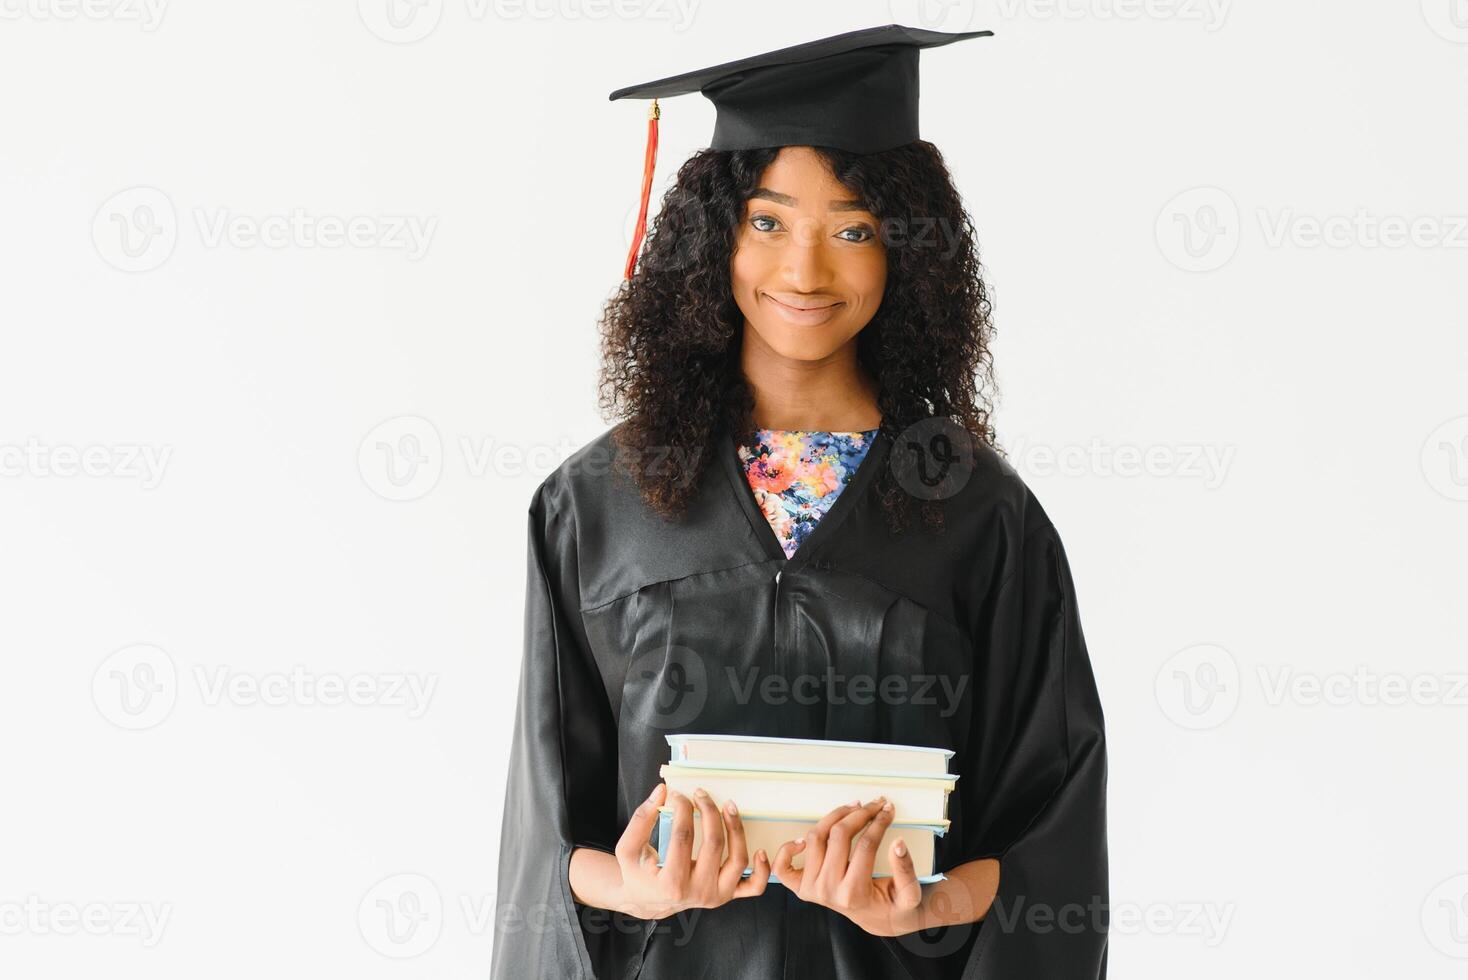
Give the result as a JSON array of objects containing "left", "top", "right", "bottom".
[{"left": 770, "top": 797, "right": 927, "bottom": 937}]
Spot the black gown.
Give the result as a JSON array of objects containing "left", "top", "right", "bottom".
[{"left": 491, "top": 422, "right": 1108, "bottom": 979}]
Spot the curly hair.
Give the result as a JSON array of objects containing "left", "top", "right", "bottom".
[{"left": 597, "top": 140, "right": 998, "bottom": 535}]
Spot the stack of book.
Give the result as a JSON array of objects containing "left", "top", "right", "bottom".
[{"left": 653, "top": 733, "right": 957, "bottom": 884}]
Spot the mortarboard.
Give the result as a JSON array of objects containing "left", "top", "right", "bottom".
[{"left": 609, "top": 23, "right": 993, "bottom": 279}]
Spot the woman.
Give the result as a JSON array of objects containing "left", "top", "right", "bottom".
[{"left": 492, "top": 25, "right": 1108, "bottom": 980}]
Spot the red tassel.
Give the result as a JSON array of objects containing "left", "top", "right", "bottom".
[{"left": 623, "top": 98, "right": 660, "bottom": 280}]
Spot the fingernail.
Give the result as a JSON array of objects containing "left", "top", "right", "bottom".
[
  {"left": 894, "top": 839, "right": 907, "bottom": 856},
  {"left": 849, "top": 798, "right": 861, "bottom": 807},
  {"left": 756, "top": 849, "right": 768, "bottom": 863},
  {"left": 647, "top": 784, "right": 662, "bottom": 801},
  {"left": 882, "top": 800, "right": 893, "bottom": 813},
  {"left": 725, "top": 798, "right": 738, "bottom": 816},
  {"left": 695, "top": 787, "right": 709, "bottom": 799}
]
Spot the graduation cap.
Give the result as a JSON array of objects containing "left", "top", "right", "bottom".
[{"left": 609, "top": 23, "right": 993, "bottom": 279}]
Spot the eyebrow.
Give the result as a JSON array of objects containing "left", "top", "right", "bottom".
[{"left": 749, "top": 187, "right": 870, "bottom": 212}]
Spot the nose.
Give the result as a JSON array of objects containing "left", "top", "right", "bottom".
[{"left": 778, "top": 215, "right": 833, "bottom": 291}]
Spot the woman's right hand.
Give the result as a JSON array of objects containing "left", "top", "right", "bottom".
[{"left": 608, "top": 782, "right": 771, "bottom": 920}]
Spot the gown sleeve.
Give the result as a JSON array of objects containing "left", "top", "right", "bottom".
[
  {"left": 960, "top": 514, "right": 1109, "bottom": 978},
  {"left": 490, "top": 480, "right": 624, "bottom": 980}
]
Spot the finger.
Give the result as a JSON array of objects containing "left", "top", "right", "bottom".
[
  {"left": 661, "top": 789, "right": 696, "bottom": 890},
  {"left": 716, "top": 798, "right": 751, "bottom": 896},
  {"left": 770, "top": 836, "right": 806, "bottom": 893},
  {"left": 690, "top": 788, "right": 726, "bottom": 889},
  {"left": 804, "top": 799, "right": 859, "bottom": 887},
  {"left": 617, "top": 782, "right": 667, "bottom": 870},
  {"left": 733, "top": 847, "right": 771, "bottom": 898},
  {"left": 814, "top": 799, "right": 861, "bottom": 834},
  {"left": 818, "top": 798, "right": 885, "bottom": 893},
  {"left": 843, "top": 797, "right": 894, "bottom": 885},
  {"left": 888, "top": 837, "right": 923, "bottom": 911}
]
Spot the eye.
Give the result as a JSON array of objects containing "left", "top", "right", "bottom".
[
  {"left": 749, "top": 214, "right": 781, "bottom": 233},
  {"left": 838, "top": 225, "right": 876, "bottom": 244}
]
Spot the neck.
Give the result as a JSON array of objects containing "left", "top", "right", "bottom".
[{"left": 739, "top": 324, "right": 881, "bottom": 431}]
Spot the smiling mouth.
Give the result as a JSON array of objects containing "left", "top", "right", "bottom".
[{"left": 764, "top": 293, "right": 842, "bottom": 314}]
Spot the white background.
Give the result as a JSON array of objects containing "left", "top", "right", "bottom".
[{"left": 2, "top": 0, "right": 1466, "bottom": 977}]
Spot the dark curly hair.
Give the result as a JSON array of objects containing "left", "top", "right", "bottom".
[{"left": 597, "top": 140, "right": 998, "bottom": 535}]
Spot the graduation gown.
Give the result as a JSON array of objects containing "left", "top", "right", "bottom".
[{"left": 491, "top": 422, "right": 1108, "bottom": 979}]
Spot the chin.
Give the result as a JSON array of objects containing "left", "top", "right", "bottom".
[{"left": 752, "top": 323, "right": 850, "bottom": 362}]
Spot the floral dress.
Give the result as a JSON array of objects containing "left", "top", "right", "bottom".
[{"left": 735, "top": 428, "right": 879, "bottom": 559}]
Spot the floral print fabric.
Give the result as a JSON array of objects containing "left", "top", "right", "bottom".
[{"left": 736, "top": 428, "right": 878, "bottom": 559}]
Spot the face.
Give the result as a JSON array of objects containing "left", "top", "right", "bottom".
[{"left": 730, "top": 146, "right": 887, "bottom": 362}]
